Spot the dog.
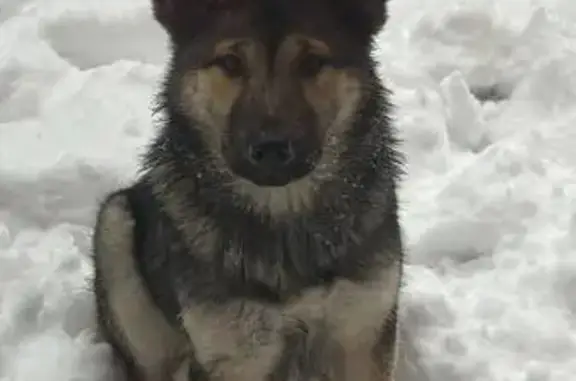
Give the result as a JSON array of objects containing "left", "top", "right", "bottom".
[{"left": 92, "top": 0, "right": 404, "bottom": 380}]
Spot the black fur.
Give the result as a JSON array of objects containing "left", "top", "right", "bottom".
[{"left": 154, "top": 0, "right": 387, "bottom": 47}]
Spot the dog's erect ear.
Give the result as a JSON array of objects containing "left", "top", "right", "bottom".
[
  {"left": 332, "top": 0, "right": 388, "bottom": 40},
  {"left": 152, "top": 0, "right": 247, "bottom": 37}
]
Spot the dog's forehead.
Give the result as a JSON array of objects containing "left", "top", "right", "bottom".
[{"left": 209, "top": 1, "right": 347, "bottom": 48}]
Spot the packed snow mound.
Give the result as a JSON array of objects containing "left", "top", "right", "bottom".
[{"left": 1, "top": 1, "right": 575, "bottom": 380}]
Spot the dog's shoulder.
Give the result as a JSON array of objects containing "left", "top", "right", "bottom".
[
  {"left": 92, "top": 182, "right": 166, "bottom": 267},
  {"left": 94, "top": 181, "right": 186, "bottom": 326},
  {"left": 92, "top": 185, "right": 189, "bottom": 380}
]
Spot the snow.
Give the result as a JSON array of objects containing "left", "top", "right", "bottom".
[{"left": 0, "top": 0, "right": 575, "bottom": 380}]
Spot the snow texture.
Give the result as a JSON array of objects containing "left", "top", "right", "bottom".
[{"left": 1, "top": 0, "right": 575, "bottom": 380}]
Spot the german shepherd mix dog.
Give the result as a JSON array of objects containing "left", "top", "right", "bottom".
[{"left": 92, "top": 0, "right": 404, "bottom": 380}]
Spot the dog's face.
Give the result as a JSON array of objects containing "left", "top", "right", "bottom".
[{"left": 154, "top": 0, "right": 387, "bottom": 189}]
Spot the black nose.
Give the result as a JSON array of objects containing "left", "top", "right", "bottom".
[
  {"left": 247, "top": 138, "right": 295, "bottom": 167},
  {"left": 225, "top": 131, "right": 320, "bottom": 187}
]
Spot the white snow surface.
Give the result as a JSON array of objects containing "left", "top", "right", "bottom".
[{"left": 1, "top": 0, "right": 576, "bottom": 380}]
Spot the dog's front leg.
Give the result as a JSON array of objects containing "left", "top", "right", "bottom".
[
  {"left": 179, "top": 301, "right": 283, "bottom": 381},
  {"left": 93, "top": 191, "right": 189, "bottom": 381}
]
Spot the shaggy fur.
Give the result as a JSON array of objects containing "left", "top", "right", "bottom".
[{"left": 92, "top": 0, "right": 404, "bottom": 380}]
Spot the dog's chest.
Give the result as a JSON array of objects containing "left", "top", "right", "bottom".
[
  {"left": 283, "top": 276, "right": 391, "bottom": 340},
  {"left": 180, "top": 267, "right": 399, "bottom": 380}
]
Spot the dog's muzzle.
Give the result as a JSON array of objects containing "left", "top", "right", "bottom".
[{"left": 225, "top": 129, "right": 319, "bottom": 187}]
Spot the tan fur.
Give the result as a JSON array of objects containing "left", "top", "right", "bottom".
[
  {"left": 303, "top": 67, "right": 363, "bottom": 134},
  {"left": 95, "top": 194, "right": 188, "bottom": 381},
  {"left": 231, "top": 35, "right": 363, "bottom": 216},
  {"left": 283, "top": 261, "right": 400, "bottom": 381},
  {"left": 179, "top": 67, "right": 242, "bottom": 152},
  {"left": 179, "top": 260, "right": 401, "bottom": 381},
  {"left": 222, "top": 34, "right": 362, "bottom": 216},
  {"left": 263, "top": 34, "right": 364, "bottom": 138},
  {"left": 178, "top": 34, "right": 363, "bottom": 204},
  {"left": 272, "top": 34, "right": 363, "bottom": 136},
  {"left": 232, "top": 176, "right": 318, "bottom": 215},
  {"left": 180, "top": 302, "right": 284, "bottom": 380}
]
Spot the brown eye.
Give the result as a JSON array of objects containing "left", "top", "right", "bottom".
[
  {"left": 298, "top": 54, "right": 329, "bottom": 78},
  {"left": 213, "top": 54, "right": 244, "bottom": 78}
]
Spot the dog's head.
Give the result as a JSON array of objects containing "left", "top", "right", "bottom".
[{"left": 153, "top": 0, "right": 389, "bottom": 209}]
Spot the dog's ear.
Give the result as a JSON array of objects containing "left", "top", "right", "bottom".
[
  {"left": 152, "top": 0, "right": 191, "bottom": 31},
  {"left": 332, "top": 0, "right": 388, "bottom": 40},
  {"left": 152, "top": 0, "right": 246, "bottom": 37}
]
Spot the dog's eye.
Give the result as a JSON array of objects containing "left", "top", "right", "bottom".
[
  {"left": 213, "top": 54, "right": 244, "bottom": 78},
  {"left": 298, "top": 54, "right": 329, "bottom": 78}
]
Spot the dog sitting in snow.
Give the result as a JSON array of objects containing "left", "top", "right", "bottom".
[{"left": 91, "top": 0, "right": 404, "bottom": 380}]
